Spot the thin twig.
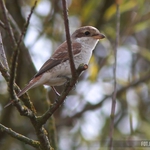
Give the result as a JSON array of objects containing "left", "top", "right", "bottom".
[
  {"left": 0, "top": 61, "right": 10, "bottom": 81},
  {"left": 0, "top": 0, "right": 16, "bottom": 47},
  {"left": 0, "top": 124, "right": 41, "bottom": 149},
  {"left": 16, "top": 0, "right": 38, "bottom": 47},
  {"left": 62, "top": 0, "right": 76, "bottom": 79},
  {"left": 109, "top": 2, "right": 120, "bottom": 150},
  {"left": 0, "top": 31, "right": 9, "bottom": 70},
  {"left": 0, "top": 20, "right": 6, "bottom": 29},
  {"left": 7, "top": 11, "right": 37, "bottom": 74}
]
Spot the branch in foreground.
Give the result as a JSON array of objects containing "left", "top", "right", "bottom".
[
  {"left": 62, "top": 0, "right": 76, "bottom": 79},
  {"left": 0, "top": 61, "right": 10, "bottom": 82},
  {"left": 0, "top": 31, "right": 9, "bottom": 70},
  {"left": 37, "top": 64, "right": 88, "bottom": 127},
  {"left": 0, "top": 124, "right": 40, "bottom": 149}
]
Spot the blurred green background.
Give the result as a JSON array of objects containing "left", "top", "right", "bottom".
[{"left": 1, "top": 0, "right": 150, "bottom": 150}]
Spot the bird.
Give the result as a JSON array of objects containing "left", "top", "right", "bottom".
[{"left": 17, "top": 26, "right": 105, "bottom": 98}]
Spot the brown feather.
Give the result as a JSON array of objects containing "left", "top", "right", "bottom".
[{"left": 34, "top": 42, "right": 81, "bottom": 77}]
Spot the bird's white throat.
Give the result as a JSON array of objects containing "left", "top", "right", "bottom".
[
  {"left": 75, "top": 37, "right": 99, "bottom": 52},
  {"left": 73, "top": 37, "right": 99, "bottom": 66}
]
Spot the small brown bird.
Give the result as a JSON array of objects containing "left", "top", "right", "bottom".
[{"left": 17, "top": 26, "right": 105, "bottom": 98}]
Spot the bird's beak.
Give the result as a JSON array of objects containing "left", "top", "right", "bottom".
[{"left": 93, "top": 33, "right": 105, "bottom": 39}]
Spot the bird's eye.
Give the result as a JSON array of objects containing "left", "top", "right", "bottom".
[{"left": 84, "top": 31, "right": 90, "bottom": 36}]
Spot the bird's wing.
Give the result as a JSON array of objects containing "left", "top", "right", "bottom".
[{"left": 34, "top": 41, "right": 81, "bottom": 77}]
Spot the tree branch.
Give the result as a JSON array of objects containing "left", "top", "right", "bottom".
[
  {"left": 0, "top": 31, "right": 9, "bottom": 70},
  {"left": 0, "top": 123, "right": 41, "bottom": 149},
  {"left": 16, "top": 0, "right": 37, "bottom": 48},
  {"left": 109, "top": 2, "right": 120, "bottom": 149},
  {"left": 0, "top": 0, "right": 16, "bottom": 46},
  {"left": 62, "top": 0, "right": 76, "bottom": 79},
  {"left": 0, "top": 20, "right": 6, "bottom": 29}
]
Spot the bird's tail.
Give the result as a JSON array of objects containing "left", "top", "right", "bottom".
[
  {"left": 17, "top": 76, "right": 41, "bottom": 97},
  {"left": 4, "top": 77, "right": 40, "bottom": 108},
  {"left": 17, "top": 75, "right": 42, "bottom": 97},
  {"left": 17, "top": 80, "right": 36, "bottom": 98},
  {"left": 4, "top": 83, "right": 33, "bottom": 108}
]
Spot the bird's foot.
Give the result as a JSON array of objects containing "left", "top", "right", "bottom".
[{"left": 51, "top": 86, "right": 60, "bottom": 97}]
